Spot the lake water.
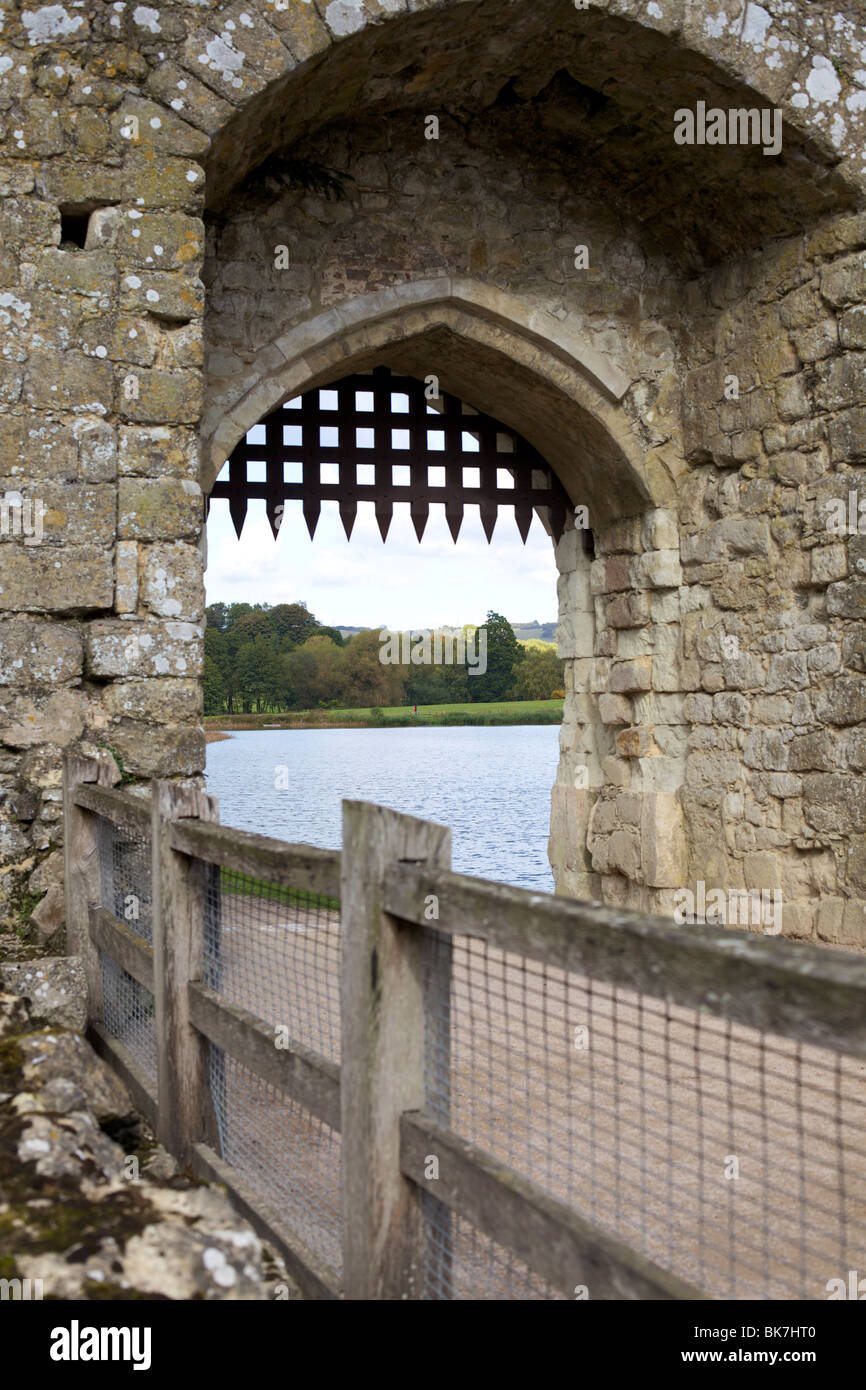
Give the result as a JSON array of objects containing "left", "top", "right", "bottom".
[{"left": 205, "top": 725, "right": 560, "bottom": 891}]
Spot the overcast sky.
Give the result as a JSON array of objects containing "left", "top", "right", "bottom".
[{"left": 204, "top": 497, "right": 559, "bottom": 629}]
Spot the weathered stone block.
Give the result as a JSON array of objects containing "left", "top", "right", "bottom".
[
  {"left": 712, "top": 692, "right": 750, "bottom": 726},
  {"left": 35, "top": 163, "right": 124, "bottom": 210},
  {"left": 684, "top": 692, "right": 712, "bottom": 723},
  {"left": 777, "top": 901, "right": 814, "bottom": 940},
  {"left": 603, "top": 555, "right": 632, "bottom": 593},
  {"left": 74, "top": 420, "right": 117, "bottom": 481},
  {"left": 0, "top": 482, "right": 116, "bottom": 546},
  {"left": 615, "top": 726, "right": 658, "bottom": 758},
  {"left": 814, "top": 353, "right": 866, "bottom": 412},
  {"left": 589, "top": 825, "right": 641, "bottom": 880},
  {"left": 842, "top": 628, "right": 866, "bottom": 671},
  {"left": 115, "top": 540, "right": 139, "bottom": 614},
  {"left": 36, "top": 250, "right": 117, "bottom": 300},
  {"left": 752, "top": 695, "right": 792, "bottom": 723},
  {"left": 851, "top": 535, "right": 866, "bottom": 576},
  {"left": 803, "top": 775, "right": 866, "bottom": 833},
  {"left": 0, "top": 958, "right": 86, "bottom": 1030},
  {"left": 765, "top": 652, "right": 808, "bottom": 692},
  {"left": 636, "top": 549, "right": 682, "bottom": 589},
  {"left": 845, "top": 729, "right": 866, "bottom": 772},
  {"left": 681, "top": 517, "right": 769, "bottom": 564},
  {"left": 641, "top": 791, "right": 685, "bottom": 888},
  {"left": 755, "top": 334, "right": 798, "bottom": 381},
  {"left": 140, "top": 542, "right": 203, "bottom": 619},
  {"left": 778, "top": 284, "right": 822, "bottom": 329},
  {"left": 78, "top": 313, "right": 160, "bottom": 367},
  {"left": 103, "top": 678, "right": 202, "bottom": 723},
  {"left": 23, "top": 351, "right": 114, "bottom": 413},
  {"left": 791, "top": 320, "right": 837, "bottom": 363},
  {"left": 0, "top": 619, "right": 82, "bottom": 685},
  {"left": 806, "top": 643, "right": 841, "bottom": 677},
  {"left": 118, "top": 478, "right": 202, "bottom": 540},
  {"left": 772, "top": 449, "right": 826, "bottom": 486},
  {"left": 121, "top": 154, "right": 205, "bottom": 212},
  {"left": 120, "top": 270, "right": 204, "bottom": 323},
  {"left": 813, "top": 678, "right": 866, "bottom": 726},
  {"left": 641, "top": 508, "right": 678, "bottom": 552},
  {"left": 0, "top": 361, "right": 24, "bottom": 408},
  {"left": 0, "top": 546, "right": 113, "bottom": 612},
  {"left": 810, "top": 544, "right": 847, "bottom": 585},
  {"left": 113, "top": 97, "right": 210, "bottom": 158},
  {"left": 106, "top": 723, "right": 205, "bottom": 778},
  {"left": 0, "top": 690, "right": 86, "bottom": 748},
  {"left": 829, "top": 406, "right": 866, "bottom": 463},
  {"left": 846, "top": 836, "right": 866, "bottom": 892},
  {"left": 805, "top": 214, "right": 866, "bottom": 258},
  {"left": 722, "top": 654, "right": 764, "bottom": 690},
  {"left": 85, "top": 206, "right": 124, "bottom": 252},
  {"left": 765, "top": 773, "right": 802, "bottom": 798},
  {"left": 816, "top": 898, "right": 866, "bottom": 947},
  {"left": 789, "top": 731, "right": 838, "bottom": 772},
  {"left": 85, "top": 620, "right": 203, "bottom": 678},
  {"left": 29, "top": 884, "right": 66, "bottom": 943},
  {"left": 826, "top": 580, "right": 866, "bottom": 620},
  {"left": 598, "top": 693, "right": 632, "bottom": 725},
  {"left": 115, "top": 366, "right": 203, "bottom": 424},
  {"left": 118, "top": 425, "right": 198, "bottom": 478},
  {"left": 820, "top": 252, "right": 866, "bottom": 308},
  {"left": 839, "top": 306, "right": 866, "bottom": 350},
  {"left": 606, "top": 591, "right": 650, "bottom": 628},
  {"left": 775, "top": 375, "right": 810, "bottom": 422},
  {"left": 609, "top": 657, "right": 652, "bottom": 693},
  {"left": 145, "top": 59, "right": 235, "bottom": 137}
]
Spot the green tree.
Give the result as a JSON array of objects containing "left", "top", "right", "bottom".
[
  {"left": 236, "top": 635, "right": 282, "bottom": 711},
  {"left": 232, "top": 609, "right": 273, "bottom": 644},
  {"left": 340, "top": 629, "right": 407, "bottom": 708},
  {"left": 224, "top": 602, "right": 253, "bottom": 630},
  {"left": 205, "top": 602, "right": 230, "bottom": 633},
  {"left": 205, "top": 627, "right": 235, "bottom": 710},
  {"left": 509, "top": 645, "right": 564, "bottom": 700},
  {"left": 203, "top": 653, "right": 227, "bottom": 713},
  {"left": 267, "top": 602, "right": 321, "bottom": 648},
  {"left": 405, "top": 644, "right": 469, "bottom": 705},
  {"left": 469, "top": 611, "right": 524, "bottom": 702},
  {"left": 285, "top": 644, "right": 320, "bottom": 708}
]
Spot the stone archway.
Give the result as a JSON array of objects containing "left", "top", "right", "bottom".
[
  {"left": 202, "top": 280, "right": 662, "bottom": 512},
  {"left": 201, "top": 289, "right": 689, "bottom": 910},
  {"left": 1, "top": 0, "right": 864, "bottom": 946}
]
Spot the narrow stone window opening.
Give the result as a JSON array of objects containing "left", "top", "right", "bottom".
[{"left": 58, "top": 209, "right": 91, "bottom": 251}]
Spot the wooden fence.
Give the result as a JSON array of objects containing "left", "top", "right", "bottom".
[{"left": 63, "top": 753, "right": 866, "bottom": 1301}]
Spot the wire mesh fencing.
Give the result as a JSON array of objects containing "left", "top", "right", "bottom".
[
  {"left": 422, "top": 1192, "right": 566, "bottom": 1300},
  {"left": 72, "top": 767, "right": 866, "bottom": 1303},
  {"left": 202, "top": 868, "right": 341, "bottom": 1063},
  {"left": 201, "top": 866, "right": 343, "bottom": 1278},
  {"left": 96, "top": 809, "right": 157, "bottom": 1084},
  {"left": 208, "top": 1044, "right": 343, "bottom": 1277},
  {"left": 419, "top": 925, "right": 866, "bottom": 1301}
]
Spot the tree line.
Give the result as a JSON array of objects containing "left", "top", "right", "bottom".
[{"left": 204, "top": 602, "right": 564, "bottom": 714}]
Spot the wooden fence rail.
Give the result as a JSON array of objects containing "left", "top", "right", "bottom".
[{"left": 63, "top": 754, "right": 866, "bottom": 1302}]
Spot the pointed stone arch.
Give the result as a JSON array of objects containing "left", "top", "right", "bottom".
[{"left": 202, "top": 277, "right": 675, "bottom": 526}]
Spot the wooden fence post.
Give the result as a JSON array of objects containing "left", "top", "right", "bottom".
[
  {"left": 341, "top": 800, "right": 451, "bottom": 1299},
  {"left": 62, "top": 752, "right": 120, "bottom": 1025},
  {"left": 152, "top": 780, "right": 219, "bottom": 1167}
]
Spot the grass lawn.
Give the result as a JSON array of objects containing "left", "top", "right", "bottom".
[
  {"left": 205, "top": 698, "right": 564, "bottom": 728},
  {"left": 219, "top": 867, "right": 339, "bottom": 912},
  {"left": 331, "top": 698, "right": 561, "bottom": 718}
]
